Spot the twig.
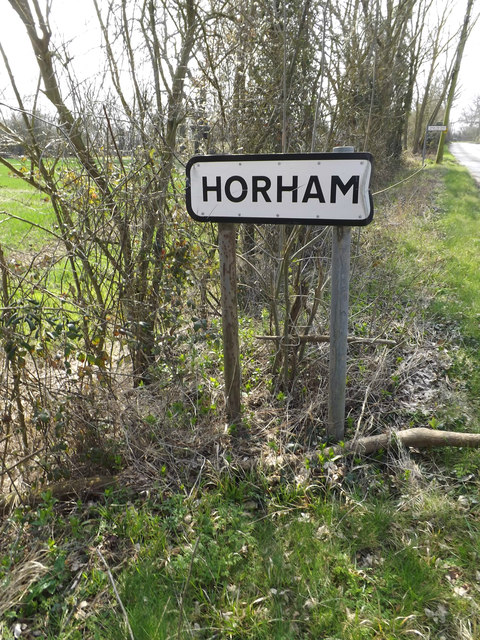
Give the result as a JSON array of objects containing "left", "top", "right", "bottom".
[
  {"left": 353, "top": 382, "right": 373, "bottom": 442},
  {"left": 96, "top": 547, "right": 135, "bottom": 640},
  {"left": 353, "top": 346, "right": 388, "bottom": 440},
  {"left": 0, "top": 210, "right": 63, "bottom": 241},
  {"left": 3, "top": 448, "right": 45, "bottom": 475},
  {"left": 188, "top": 458, "right": 206, "bottom": 499},
  {"left": 103, "top": 105, "right": 127, "bottom": 175},
  {"left": 177, "top": 536, "right": 201, "bottom": 640},
  {"left": 0, "top": 434, "right": 13, "bottom": 446},
  {"left": 1, "top": 464, "right": 26, "bottom": 512}
]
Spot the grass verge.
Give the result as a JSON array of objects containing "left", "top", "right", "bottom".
[
  {"left": 1, "top": 471, "right": 479, "bottom": 639},
  {"left": 1, "top": 153, "right": 480, "bottom": 639},
  {"left": 428, "top": 154, "right": 480, "bottom": 401}
]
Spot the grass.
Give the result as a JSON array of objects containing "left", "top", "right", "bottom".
[
  {"left": 0, "top": 160, "right": 114, "bottom": 336},
  {"left": 0, "top": 161, "right": 57, "bottom": 250},
  {"left": 372, "top": 152, "right": 480, "bottom": 412},
  {"left": 1, "top": 152, "right": 480, "bottom": 638},
  {"left": 408, "top": 162, "right": 479, "bottom": 424},
  {"left": 429, "top": 155, "right": 480, "bottom": 402},
  {"left": 427, "top": 155, "right": 480, "bottom": 327},
  {"left": 1, "top": 474, "right": 479, "bottom": 639}
]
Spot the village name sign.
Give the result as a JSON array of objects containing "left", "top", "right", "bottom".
[
  {"left": 185, "top": 149, "right": 374, "bottom": 440},
  {"left": 186, "top": 152, "right": 373, "bottom": 226}
]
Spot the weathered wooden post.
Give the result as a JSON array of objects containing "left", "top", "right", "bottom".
[
  {"left": 327, "top": 146, "right": 354, "bottom": 441},
  {"left": 218, "top": 222, "right": 241, "bottom": 424}
]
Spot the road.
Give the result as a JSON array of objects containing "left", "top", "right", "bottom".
[{"left": 449, "top": 142, "right": 480, "bottom": 185}]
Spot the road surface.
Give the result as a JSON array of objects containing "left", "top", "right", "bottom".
[{"left": 449, "top": 142, "right": 480, "bottom": 185}]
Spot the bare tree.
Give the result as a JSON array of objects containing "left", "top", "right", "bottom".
[
  {"left": 408, "top": 0, "right": 466, "bottom": 155},
  {"left": 3, "top": 0, "right": 198, "bottom": 385},
  {"left": 436, "top": 0, "right": 476, "bottom": 163},
  {"left": 0, "top": 0, "right": 467, "bottom": 398},
  {"left": 458, "top": 95, "right": 480, "bottom": 141}
]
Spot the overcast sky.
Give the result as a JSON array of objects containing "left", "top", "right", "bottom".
[{"left": 0, "top": 0, "right": 478, "bottom": 128}]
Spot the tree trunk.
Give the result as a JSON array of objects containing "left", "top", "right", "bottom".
[{"left": 436, "top": 0, "right": 474, "bottom": 163}]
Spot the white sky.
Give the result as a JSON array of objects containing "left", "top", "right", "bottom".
[
  {"left": 0, "top": 2, "right": 102, "bottom": 103},
  {"left": 0, "top": 0, "right": 478, "bottom": 127}
]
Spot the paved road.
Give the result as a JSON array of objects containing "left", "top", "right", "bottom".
[{"left": 449, "top": 142, "right": 480, "bottom": 185}]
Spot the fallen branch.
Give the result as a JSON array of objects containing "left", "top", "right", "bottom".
[
  {"left": 318, "top": 428, "right": 480, "bottom": 458},
  {"left": 3, "top": 429, "right": 479, "bottom": 515},
  {"left": 256, "top": 334, "right": 396, "bottom": 346}
]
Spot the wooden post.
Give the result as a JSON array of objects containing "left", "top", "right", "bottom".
[
  {"left": 218, "top": 223, "right": 241, "bottom": 424},
  {"left": 327, "top": 146, "right": 354, "bottom": 441}
]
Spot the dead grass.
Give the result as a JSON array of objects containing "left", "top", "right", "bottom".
[{"left": 0, "top": 548, "right": 49, "bottom": 620}]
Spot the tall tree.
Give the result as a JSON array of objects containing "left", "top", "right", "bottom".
[{"left": 436, "top": 0, "right": 476, "bottom": 163}]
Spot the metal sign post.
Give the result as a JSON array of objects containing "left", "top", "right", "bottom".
[
  {"left": 422, "top": 125, "right": 448, "bottom": 164},
  {"left": 327, "top": 146, "right": 354, "bottom": 441}
]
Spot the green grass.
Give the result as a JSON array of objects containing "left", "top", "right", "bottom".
[
  {"left": 373, "top": 153, "right": 480, "bottom": 410},
  {"left": 414, "top": 155, "right": 480, "bottom": 403},
  {"left": 2, "top": 474, "right": 479, "bottom": 639},
  {"left": 431, "top": 155, "right": 480, "bottom": 333},
  {"left": 0, "top": 160, "right": 111, "bottom": 336},
  {"left": 0, "top": 161, "right": 57, "bottom": 249}
]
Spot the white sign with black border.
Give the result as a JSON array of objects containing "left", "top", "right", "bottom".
[{"left": 186, "top": 152, "right": 374, "bottom": 226}]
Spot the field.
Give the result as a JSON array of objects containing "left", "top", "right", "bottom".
[
  {"left": 0, "top": 160, "right": 57, "bottom": 249},
  {"left": 0, "top": 153, "right": 480, "bottom": 639}
]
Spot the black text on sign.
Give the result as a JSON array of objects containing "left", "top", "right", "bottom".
[{"left": 186, "top": 153, "right": 373, "bottom": 226}]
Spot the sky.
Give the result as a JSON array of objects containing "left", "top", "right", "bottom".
[
  {"left": 0, "top": 2, "right": 102, "bottom": 101},
  {"left": 0, "top": 0, "right": 478, "bottom": 129}
]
